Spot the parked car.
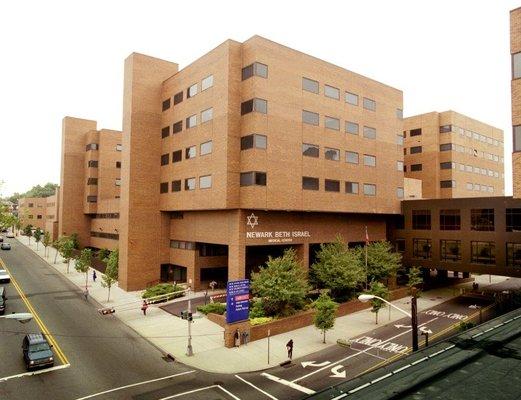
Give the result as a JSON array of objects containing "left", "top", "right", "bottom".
[
  {"left": 1, "top": 243, "right": 11, "bottom": 250},
  {"left": 22, "top": 334, "right": 54, "bottom": 370},
  {"left": 0, "top": 269, "right": 10, "bottom": 283},
  {"left": 0, "top": 286, "right": 6, "bottom": 315},
  {"left": 6, "top": 232, "right": 14, "bottom": 238}
]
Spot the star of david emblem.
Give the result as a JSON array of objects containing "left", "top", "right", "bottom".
[{"left": 246, "top": 213, "right": 259, "bottom": 229}]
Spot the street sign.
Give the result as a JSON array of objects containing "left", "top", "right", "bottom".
[{"left": 226, "top": 279, "right": 250, "bottom": 323}]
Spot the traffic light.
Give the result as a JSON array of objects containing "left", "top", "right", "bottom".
[
  {"left": 98, "top": 307, "right": 116, "bottom": 315},
  {"left": 187, "top": 312, "right": 193, "bottom": 322},
  {"left": 180, "top": 310, "right": 193, "bottom": 321}
]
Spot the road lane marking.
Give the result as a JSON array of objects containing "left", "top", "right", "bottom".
[
  {"left": 158, "top": 384, "right": 241, "bottom": 400},
  {"left": 75, "top": 370, "right": 196, "bottom": 399},
  {"left": 235, "top": 374, "right": 279, "bottom": 400},
  {"left": 216, "top": 385, "right": 242, "bottom": 400},
  {"left": 261, "top": 373, "right": 316, "bottom": 395},
  {"left": 0, "top": 257, "right": 69, "bottom": 365},
  {"left": 0, "top": 363, "right": 71, "bottom": 382}
]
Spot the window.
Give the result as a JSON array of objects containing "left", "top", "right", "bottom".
[
  {"left": 440, "top": 143, "right": 453, "bottom": 152},
  {"left": 116, "top": 144, "right": 122, "bottom": 151},
  {"left": 363, "top": 154, "right": 376, "bottom": 167},
  {"left": 186, "top": 114, "right": 197, "bottom": 129},
  {"left": 201, "top": 75, "right": 214, "bottom": 91},
  {"left": 440, "top": 240, "right": 461, "bottom": 262},
  {"left": 439, "top": 125, "right": 451, "bottom": 133},
  {"left": 413, "top": 238, "right": 432, "bottom": 259},
  {"left": 396, "top": 109, "right": 403, "bottom": 119},
  {"left": 325, "top": 148, "right": 340, "bottom": 161},
  {"left": 87, "top": 178, "right": 98, "bottom": 185},
  {"left": 397, "top": 187, "right": 404, "bottom": 198},
  {"left": 363, "top": 126, "right": 376, "bottom": 139},
  {"left": 410, "top": 146, "right": 422, "bottom": 154},
  {"left": 466, "top": 182, "right": 473, "bottom": 190},
  {"left": 241, "top": 134, "right": 267, "bottom": 150},
  {"left": 241, "top": 98, "right": 267, "bottom": 115},
  {"left": 513, "top": 52, "right": 521, "bottom": 79},
  {"left": 240, "top": 171, "right": 267, "bottom": 186},
  {"left": 440, "top": 162, "right": 453, "bottom": 170},
  {"left": 172, "top": 150, "right": 182, "bottom": 163},
  {"left": 302, "top": 110, "right": 319, "bottom": 126},
  {"left": 170, "top": 240, "right": 196, "bottom": 250},
  {"left": 37, "top": 215, "right": 42, "bottom": 219},
  {"left": 410, "top": 128, "right": 422, "bottom": 137},
  {"left": 161, "top": 126, "right": 170, "bottom": 138},
  {"left": 200, "top": 141, "right": 213, "bottom": 155},
  {"left": 162, "top": 98, "right": 171, "bottom": 111},
  {"left": 440, "top": 209, "right": 460, "bottom": 230},
  {"left": 173, "top": 91, "right": 183, "bottom": 105},
  {"left": 471, "top": 241, "right": 496, "bottom": 264},
  {"left": 397, "top": 161, "right": 404, "bottom": 171},
  {"left": 346, "top": 151, "right": 359, "bottom": 164},
  {"left": 88, "top": 160, "right": 98, "bottom": 168},
  {"left": 412, "top": 210, "right": 431, "bottom": 230},
  {"left": 515, "top": 126, "right": 521, "bottom": 152},
  {"left": 345, "top": 181, "right": 359, "bottom": 194},
  {"left": 325, "top": 179, "right": 340, "bottom": 192},
  {"left": 242, "top": 62, "right": 268, "bottom": 80},
  {"left": 507, "top": 209, "right": 521, "bottom": 232},
  {"left": 185, "top": 146, "right": 196, "bottom": 159},
  {"left": 173, "top": 120, "right": 182, "bottom": 134},
  {"left": 302, "top": 77, "right": 319, "bottom": 93},
  {"left": 325, "top": 116, "right": 340, "bottom": 130},
  {"left": 363, "top": 97, "right": 376, "bottom": 111},
  {"left": 171, "top": 180, "right": 181, "bottom": 192},
  {"left": 201, "top": 108, "right": 213, "bottom": 123},
  {"left": 440, "top": 180, "right": 456, "bottom": 188},
  {"left": 324, "top": 85, "right": 340, "bottom": 100},
  {"left": 346, "top": 121, "right": 359, "bottom": 135},
  {"left": 160, "top": 183, "right": 168, "bottom": 194},
  {"left": 86, "top": 143, "right": 99, "bottom": 151},
  {"left": 395, "top": 239, "right": 405, "bottom": 252},
  {"left": 471, "top": 209, "right": 495, "bottom": 231},
  {"left": 161, "top": 153, "right": 169, "bottom": 166},
  {"left": 116, "top": 161, "right": 121, "bottom": 168},
  {"left": 302, "top": 143, "right": 319, "bottom": 158},
  {"left": 199, "top": 175, "right": 212, "bottom": 189},
  {"left": 28, "top": 215, "right": 33, "bottom": 219},
  {"left": 115, "top": 179, "right": 121, "bottom": 186},
  {"left": 396, "top": 134, "right": 404, "bottom": 145},
  {"left": 345, "top": 92, "right": 359, "bottom": 105},
  {"left": 185, "top": 178, "right": 196, "bottom": 190},
  {"left": 507, "top": 243, "right": 521, "bottom": 267},
  {"left": 363, "top": 183, "right": 376, "bottom": 196},
  {"left": 187, "top": 83, "right": 197, "bottom": 98},
  {"left": 302, "top": 177, "right": 319, "bottom": 190}
]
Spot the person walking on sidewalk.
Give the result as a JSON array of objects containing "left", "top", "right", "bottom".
[
  {"left": 141, "top": 300, "right": 148, "bottom": 316},
  {"left": 92, "top": 270, "right": 97, "bottom": 283},
  {"left": 286, "top": 339, "right": 294, "bottom": 360}
]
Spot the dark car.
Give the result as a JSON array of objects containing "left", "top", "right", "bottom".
[
  {"left": 22, "top": 334, "right": 54, "bottom": 370},
  {"left": 1, "top": 243, "right": 11, "bottom": 250}
]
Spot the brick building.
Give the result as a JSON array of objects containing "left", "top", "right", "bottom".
[
  {"left": 512, "top": 7, "right": 521, "bottom": 198},
  {"left": 18, "top": 197, "right": 47, "bottom": 230}
]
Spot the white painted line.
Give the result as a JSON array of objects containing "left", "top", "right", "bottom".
[
  {"left": 411, "top": 357, "right": 428, "bottom": 366},
  {"left": 484, "top": 327, "right": 494, "bottom": 333},
  {"left": 0, "top": 363, "right": 70, "bottom": 383},
  {"left": 472, "top": 332, "right": 484, "bottom": 338},
  {"left": 158, "top": 385, "right": 215, "bottom": 400},
  {"left": 235, "top": 375, "right": 278, "bottom": 400},
  {"left": 261, "top": 372, "right": 316, "bottom": 395},
  {"left": 348, "top": 382, "right": 371, "bottom": 393},
  {"left": 371, "top": 372, "right": 393, "bottom": 384},
  {"left": 428, "top": 349, "right": 447, "bottom": 358},
  {"left": 504, "top": 318, "right": 513, "bottom": 324},
  {"left": 494, "top": 323, "right": 504, "bottom": 328},
  {"left": 75, "top": 370, "right": 195, "bottom": 400},
  {"left": 444, "top": 344, "right": 456, "bottom": 350},
  {"left": 392, "top": 364, "right": 411, "bottom": 374},
  {"left": 216, "top": 385, "right": 242, "bottom": 400}
]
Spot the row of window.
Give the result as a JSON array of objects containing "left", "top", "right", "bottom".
[
  {"left": 161, "top": 108, "right": 214, "bottom": 138},
  {"left": 87, "top": 160, "right": 122, "bottom": 169},
  {"left": 26, "top": 215, "right": 42, "bottom": 219},
  {"left": 160, "top": 175, "right": 213, "bottom": 193},
  {"left": 162, "top": 75, "right": 214, "bottom": 111},
  {"left": 438, "top": 180, "right": 495, "bottom": 193},
  {"left": 169, "top": 240, "right": 229, "bottom": 257},
  {"left": 438, "top": 125, "right": 503, "bottom": 148},
  {"left": 86, "top": 178, "right": 121, "bottom": 187},
  {"left": 302, "top": 110, "right": 378, "bottom": 139},
  {"left": 514, "top": 125, "right": 521, "bottom": 152},
  {"left": 302, "top": 143, "right": 379, "bottom": 166},
  {"left": 90, "top": 231, "right": 119, "bottom": 240},
  {"left": 85, "top": 143, "right": 122, "bottom": 152},
  {"left": 161, "top": 141, "right": 213, "bottom": 165},
  {"left": 437, "top": 162, "right": 501, "bottom": 179},
  {"left": 438, "top": 143, "right": 502, "bottom": 163},
  {"left": 91, "top": 213, "right": 120, "bottom": 219}
]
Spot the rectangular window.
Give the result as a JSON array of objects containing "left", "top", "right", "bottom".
[
  {"left": 410, "top": 146, "right": 422, "bottom": 154},
  {"left": 173, "top": 120, "right": 182, "bottom": 134},
  {"left": 440, "top": 143, "right": 453, "bottom": 151},
  {"left": 86, "top": 143, "right": 99, "bottom": 151},
  {"left": 363, "top": 183, "right": 376, "bottom": 196},
  {"left": 440, "top": 209, "right": 460, "bottom": 230},
  {"left": 440, "top": 180, "right": 456, "bottom": 188},
  {"left": 324, "top": 85, "right": 340, "bottom": 100},
  {"left": 161, "top": 126, "right": 170, "bottom": 138},
  {"left": 302, "top": 143, "right": 319, "bottom": 158},
  {"left": 115, "top": 179, "right": 121, "bottom": 187},
  {"left": 466, "top": 182, "right": 473, "bottom": 190},
  {"left": 325, "top": 116, "right": 340, "bottom": 130},
  {"left": 396, "top": 109, "right": 403, "bottom": 119},
  {"left": 241, "top": 134, "right": 267, "bottom": 150},
  {"left": 397, "top": 187, "right": 404, "bottom": 198},
  {"left": 160, "top": 183, "right": 168, "bottom": 194},
  {"left": 185, "top": 178, "right": 196, "bottom": 190},
  {"left": 187, "top": 83, "right": 197, "bottom": 98},
  {"left": 240, "top": 171, "right": 266, "bottom": 186},
  {"left": 440, "top": 162, "right": 453, "bottom": 170},
  {"left": 87, "top": 178, "right": 98, "bottom": 185},
  {"left": 325, "top": 148, "right": 340, "bottom": 161},
  {"left": 515, "top": 126, "right": 521, "bottom": 152},
  {"left": 302, "top": 110, "right": 319, "bottom": 126},
  {"left": 241, "top": 98, "right": 267, "bottom": 115},
  {"left": 345, "top": 181, "right": 359, "bottom": 194},
  {"left": 513, "top": 52, "right": 521, "bottom": 79},
  {"left": 88, "top": 160, "right": 98, "bottom": 168},
  {"left": 302, "top": 77, "right": 319, "bottom": 93},
  {"left": 507, "top": 243, "right": 521, "bottom": 267},
  {"left": 397, "top": 161, "right": 404, "bottom": 171},
  {"left": 413, "top": 238, "right": 432, "bottom": 259},
  {"left": 200, "top": 141, "right": 213, "bottom": 155},
  {"left": 410, "top": 128, "right": 422, "bottom": 137},
  {"left": 185, "top": 146, "right": 196, "bottom": 159},
  {"left": 199, "top": 175, "right": 212, "bottom": 189},
  {"left": 186, "top": 115, "right": 197, "bottom": 129},
  {"left": 201, "top": 75, "right": 214, "bottom": 91},
  {"left": 161, "top": 153, "right": 169, "bottom": 166},
  {"left": 172, "top": 180, "right": 181, "bottom": 192},
  {"left": 346, "top": 151, "right": 359, "bottom": 164},
  {"left": 363, "top": 97, "right": 376, "bottom": 111},
  {"left": 345, "top": 92, "right": 359, "bottom": 105},
  {"left": 116, "top": 161, "right": 121, "bottom": 168},
  {"left": 86, "top": 196, "right": 97, "bottom": 203},
  {"left": 440, "top": 240, "right": 461, "bottom": 262},
  {"left": 506, "top": 208, "right": 521, "bottom": 232},
  {"left": 363, "top": 154, "right": 376, "bottom": 167},
  {"left": 172, "top": 150, "right": 182, "bottom": 163},
  {"left": 471, "top": 209, "right": 495, "bottom": 231},
  {"left": 174, "top": 91, "right": 183, "bottom": 105},
  {"left": 439, "top": 125, "right": 451, "bottom": 133},
  {"left": 396, "top": 134, "right": 404, "bottom": 145},
  {"left": 346, "top": 121, "right": 359, "bottom": 135},
  {"left": 201, "top": 108, "right": 213, "bottom": 123},
  {"left": 412, "top": 210, "right": 431, "bottom": 230},
  {"left": 363, "top": 126, "right": 376, "bottom": 139},
  {"left": 395, "top": 239, "right": 405, "bottom": 252},
  {"left": 302, "top": 176, "right": 319, "bottom": 190},
  {"left": 325, "top": 179, "right": 340, "bottom": 192},
  {"left": 242, "top": 62, "right": 268, "bottom": 80},
  {"left": 471, "top": 241, "right": 496, "bottom": 264},
  {"left": 162, "top": 98, "right": 171, "bottom": 111},
  {"left": 116, "top": 144, "right": 122, "bottom": 151}
]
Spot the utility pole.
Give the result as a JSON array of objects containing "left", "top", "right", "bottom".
[
  {"left": 411, "top": 288, "right": 419, "bottom": 352},
  {"left": 267, "top": 329, "right": 271, "bottom": 365},
  {"left": 186, "top": 285, "right": 193, "bottom": 357}
]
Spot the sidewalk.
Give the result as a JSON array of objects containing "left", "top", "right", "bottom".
[{"left": 14, "top": 235, "right": 509, "bottom": 374}]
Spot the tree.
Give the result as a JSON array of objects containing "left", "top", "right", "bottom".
[
  {"left": 42, "top": 231, "right": 52, "bottom": 258},
  {"left": 97, "top": 248, "right": 110, "bottom": 261},
  {"left": 21, "top": 183, "right": 58, "bottom": 198},
  {"left": 359, "top": 241, "right": 401, "bottom": 283},
  {"left": 368, "top": 281, "right": 390, "bottom": 324},
  {"left": 14, "top": 218, "right": 21, "bottom": 235},
  {"left": 251, "top": 248, "right": 309, "bottom": 317},
  {"left": 23, "top": 225, "right": 33, "bottom": 244},
  {"left": 75, "top": 248, "right": 93, "bottom": 292},
  {"left": 52, "top": 238, "right": 63, "bottom": 264},
  {"left": 311, "top": 237, "right": 365, "bottom": 300},
  {"left": 407, "top": 267, "right": 424, "bottom": 296},
  {"left": 101, "top": 249, "right": 119, "bottom": 302},
  {"left": 59, "top": 237, "right": 75, "bottom": 273},
  {"left": 33, "top": 228, "right": 42, "bottom": 251},
  {"left": 70, "top": 233, "right": 80, "bottom": 250},
  {"left": 313, "top": 292, "right": 338, "bottom": 343}
]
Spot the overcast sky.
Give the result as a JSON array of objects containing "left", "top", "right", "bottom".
[{"left": 0, "top": 0, "right": 519, "bottom": 196}]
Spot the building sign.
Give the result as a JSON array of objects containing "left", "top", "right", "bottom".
[
  {"left": 226, "top": 279, "right": 250, "bottom": 323},
  {"left": 245, "top": 213, "right": 311, "bottom": 243}
]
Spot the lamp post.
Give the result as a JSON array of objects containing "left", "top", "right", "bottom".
[
  {"left": 358, "top": 292, "right": 419, "bottom": 352},
  {"left": 186, "top": 279, "right": 193, "bottom": 357},
  {"left": 0, "top": 313, "right": 33, "bottom": 323},
  {"left": 469, "top": 304, "right": 483, "bottom": 324}
]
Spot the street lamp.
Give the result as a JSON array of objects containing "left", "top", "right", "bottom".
[
  {"left": 0, "top": 312, "right": 33, "bottom": 324},
  {"left": 358, "top": 291, "right": 419, "bottom": 351}
]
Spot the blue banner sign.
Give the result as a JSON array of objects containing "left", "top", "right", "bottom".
[{"left": 226, "top": 279, "right": 250, "bottom": 323}]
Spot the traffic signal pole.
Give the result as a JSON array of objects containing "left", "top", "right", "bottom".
[{"left": 186, "top": 287, "right": 194, "bottom": 356}]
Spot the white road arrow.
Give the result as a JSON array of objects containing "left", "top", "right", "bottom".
[
  {"left": 394, "top": 324, "right": 412, "bottom": 329},
  {"left": 420, "top": 326, "right": 433, "bottom": 334},
  {"left": 301, "top": 361, "right": 331, "bottom": 368},
  {"left": 329, "top": 365, "right": 346, "bottom": 379}
]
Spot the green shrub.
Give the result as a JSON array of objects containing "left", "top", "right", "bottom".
[
  {"left": 250, "top": 317, "right": 273, "bottom": 326},
  {"left": 249, "top": 299, "right": 266, "bottom": 318},
  {"left": 197, "top": 302, "right": 226, "bottom": 315},
  {"left": 142, "top": 283, "right": 185, "bottom": 302}
]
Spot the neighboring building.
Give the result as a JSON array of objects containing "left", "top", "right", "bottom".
[
  {"left": 404, "top": 111, "right": 504, "bottom": 199},
  {"left": 403, "top": 177, "right": 422, "bottom": 200},
  {"left": 18, "top": 197, "right": 47, "bottom": 230},
  {"left": 44, "top": 188, "right": 60, "bottom": 241},
  {"left": 512, "top": 7, "right": 521, "bottom": 198}
]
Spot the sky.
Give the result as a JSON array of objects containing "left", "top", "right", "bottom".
[{"left": 0, "top": 0, "right": 519, "bottom": 196}]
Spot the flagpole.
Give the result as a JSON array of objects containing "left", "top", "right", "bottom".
[{"left": 365, "top": 226, "right": 368, "bottom": 290}]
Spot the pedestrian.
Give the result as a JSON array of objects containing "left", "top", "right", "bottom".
[
  {"left": 286, "top": 339, "right": 293, "bottom": 360},
  {"left": 92, "top": 269, "right": 97, "bottom": 282},
  {"left": 234, "top": 329, "right": 241, "bottom": 347},
  {"left": 83, "top": 289, "right": 89, "bottom": 301},
  {"left": 141, "top": 300, "right": 148, "bottom": 316}
]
